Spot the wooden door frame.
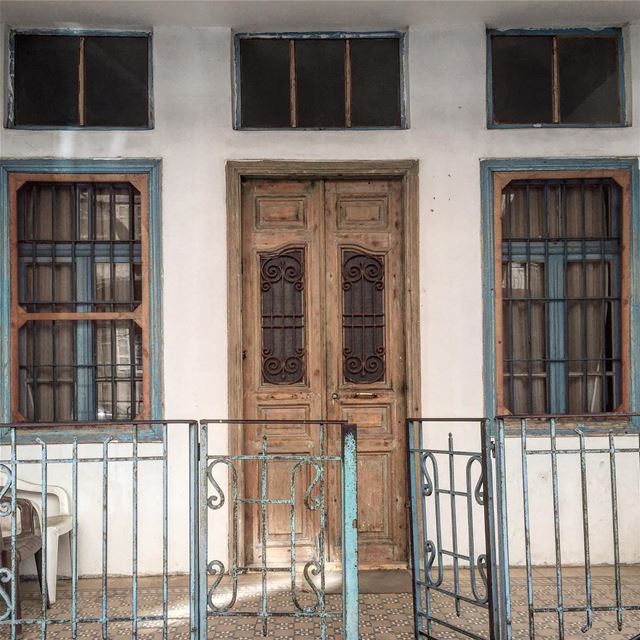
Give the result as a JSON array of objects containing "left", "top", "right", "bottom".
[{"left": 226, "top": 159, "right": 421, "bottom": 565}]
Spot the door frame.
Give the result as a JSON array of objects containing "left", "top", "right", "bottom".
[{"left": 226, "top": 159, "right": 421, "bottom": 564}]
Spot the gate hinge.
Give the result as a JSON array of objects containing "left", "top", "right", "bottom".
[{"left": 490, "top": 439, "right": 497, "bottom": 458}]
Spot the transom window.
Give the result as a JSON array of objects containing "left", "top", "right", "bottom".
[
  {"left": 235, "top": 32, "right": 405, "bottom": 129},
  {"left": 9, "top": 31, "right": 151, "bottom": 129},
  {"left": 488, "top": 29, "right": 624, "bottom": 127},
  {"left": 11, "top": 177, "right": 150, "bottom": 423},
  {"left": 495, "top": 173, "right": 630, "bottom": 416}
]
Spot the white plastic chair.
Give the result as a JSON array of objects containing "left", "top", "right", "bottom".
[{"left": 0, "top": 473, "right": 72, "bottom": 605}]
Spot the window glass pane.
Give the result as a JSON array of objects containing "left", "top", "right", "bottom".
[
  {"left": 295, "top": 39, "right": 345, "bottom": 128},
  {"left": 502, "top": 184, "right": 546, "bottom": 239},
  {"left": 18, "top": 183, "right": 142, "bottom": 313},
  {"left": 491, "top": 36, "right": 553, "bottom": 124},
  {"left": 558, "top": 37, "right": 621, "bottom": 124},
  {"left": 19, "top": 321, "right": 75, "bottom": 422},
  {"left": 566, "top": 261, "right": 619, "bottom": 413},
  {"left": 501, "top": 178, "right": 622, "bottom": 415},
  {"left": 95, "top": 320, "right": 143, "bottom": 420},
  {"left": 350, "top": 38, "right": 401, "bottom": 127},
  {"left": 240, "top": 39, "right": 291, "bottom": 127},
  {"left": 502, "top": 262, "right": 547, "bottom": 414},
  {"left": 14, "top": 35, "right": 80, "bottom": 126},
  {"left": 84, "top": 36, "right": 150, "bottom": 127}
]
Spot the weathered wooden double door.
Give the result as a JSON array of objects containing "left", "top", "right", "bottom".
[{"left": 241, "top": 178, "right": 408, "bottom": 567}]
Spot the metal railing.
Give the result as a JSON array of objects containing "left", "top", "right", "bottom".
[
  {"left": 407, "top": 418, "right": 501, "bottom": 640},
  {"left": 198, "top": 420, "right": 358, "bottom": 640},
  {"left": 0, "top": 419, "right": 359, "bottom": 639},
  {"left": 408, "top": 415, "right": 640, "bottom": 640},
  {"left": 498, "top": 415, "right": 640, "bottom": 640}
]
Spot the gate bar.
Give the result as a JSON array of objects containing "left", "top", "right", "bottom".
[{"left": 341, "top": 423, "right": 359, "bottom": 640}]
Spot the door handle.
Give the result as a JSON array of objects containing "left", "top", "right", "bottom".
[{"left": 331, "top": 392, "right": 339, "bottom": 400}]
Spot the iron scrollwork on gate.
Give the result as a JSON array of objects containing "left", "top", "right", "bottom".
[
  {"left": 0, "top": 462, "right": 15, "bottom": 622},
  {"left": 200, "top": 423, "right": 350, "bottom": 639},
  {"left": 260, "top": 248, "right": 306, "bottom": 385},
  {"left": 408, "top": 419, "right": 499, "bottom": 640},
  {"left": 342, "top": 249, "right": 385, "bottom": 384}
]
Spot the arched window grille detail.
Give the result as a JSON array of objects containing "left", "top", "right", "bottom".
[
  {"left": 260, "top": 248, "right": 306, "bottom": 385},
  {"left": 342, "top": 250, "right": 385, "bottom": 384}
]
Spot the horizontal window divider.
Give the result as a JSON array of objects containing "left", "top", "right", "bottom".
[{"left": 15, "top": 310, "right": 142, "bottom": 322}]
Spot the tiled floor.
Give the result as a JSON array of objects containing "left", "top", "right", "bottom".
[{"left": 10, "top": 567, "right": 640, "bottom": 639}]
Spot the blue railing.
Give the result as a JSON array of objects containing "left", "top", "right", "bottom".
[{"left": 0, "top": 419, "right": 359, "bottom": 640}]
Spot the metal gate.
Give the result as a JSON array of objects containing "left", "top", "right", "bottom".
[
  {"left": 409, "top": 416, "right": 640, "bottom": 640},
  {"left": 407, "top": 418, "right": 504, "bottom": 640},
  {"left": 197, "top": 420, "right": 359, "bottom": 640},
  {"left": 0, "top": 419, "right": 359, "bottom": 639}
]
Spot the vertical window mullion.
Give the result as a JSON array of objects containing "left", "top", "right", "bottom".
[
  {"left": 552, "top": 36, "right": 560, "bottom": 124},
  {"left": 548, "top": 253, "right": 566, "bottom": 414},
  {"left": 289, "top": 39, "right": 297, "bottom": 128},
  {"left": 79, "top": 36, "right": 86, "bottom": 127},
  {"left": 344, "top": 39, "right": 352, "bottom": 128}
]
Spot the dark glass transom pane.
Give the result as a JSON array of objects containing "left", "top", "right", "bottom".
[
  {"left": 260, "top": 249, "right": 306, "bottom": 385},
  {"left": 296, "top": 39, "right": 345, "bottom": 128},
  {"left": 18, "top": 183, "right": 142, "bottom": 312},
  {"left": 240, "top": 38, "right": 291, "bottom": 128},
  {"left": 84, "top": 36, "right": 150, "bottom": 128},
  {"left": 491, "top": 36, "right": 554, "bottom": 124},
  {"left": 501, "top": 178, "right": 622, "bottom": 415},
  {"left": 350, "top": 38, "right": 402, "bottom": 127},
  {"left": 558, "top": 37, "right": 620, "bottom": 124},
  {"left": 13, "top": 34, "right": 80, "bottom": 127},
  {"left": 342, "top": 250, "right": 385, "bottom": 384}
]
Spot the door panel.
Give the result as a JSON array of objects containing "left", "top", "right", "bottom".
[
  {"left": 242, "top": 179, "right": 325, "bottom": 565},
  {"left": 325, "top": 180, "right": 407, "bottom": 565},
  {"left": 242, "top": 177, "right": 408, "bottom": 567}
]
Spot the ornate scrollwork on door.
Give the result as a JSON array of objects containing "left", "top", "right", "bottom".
[
  {"left": 260, "top": 248, "right": 306, "bottom": 385},
  {"left": 342, "top": 250, "right": 385, "bottom": 384}
]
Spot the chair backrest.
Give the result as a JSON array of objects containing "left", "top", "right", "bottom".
[{"left": 0, "top": 472, "right": 70, "bottom": 518}]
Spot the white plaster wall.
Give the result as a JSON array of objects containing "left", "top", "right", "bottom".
[{"left": 1, "top": 15, "right": 640, "bottom": 574}]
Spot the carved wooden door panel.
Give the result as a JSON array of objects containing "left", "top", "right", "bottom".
[
  {"left": 242, "top": 179, "right": 325, "bottom": 565},
  {"left": 241, "top": 177, "right": 407, "bottom": 567},
  {"left": 324, "top": 180, "right": 407, "bottom": 566}
]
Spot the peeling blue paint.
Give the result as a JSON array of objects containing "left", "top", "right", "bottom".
[
  {"left": 480, "top": 157, "right": 640, "bottom": 431},
  {"left": 0, "top": 158, "right": 163, "bottom": 442}
]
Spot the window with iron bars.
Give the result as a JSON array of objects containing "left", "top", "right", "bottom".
[
  {"left": 496, "top": 175, "right": 629, "bottom": 415},
  {"left": 10, "top": 177, "right": 150, "bottom": 423}
]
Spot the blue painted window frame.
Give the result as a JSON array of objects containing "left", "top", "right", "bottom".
[
  {"left": 5, "top": 28, "right": 154, "bottom": 130},
  {"left": 232, "top": 30, "right": 408, "bottom": 130},
  {"left": 481, "top": 158, "right": 640, "bottom": 430},
  {"left": 0, "top": 159, "right": 163, "bottom": 442},
  {"left": 486, "top": 28, "right": 627, "bottom": 129}
]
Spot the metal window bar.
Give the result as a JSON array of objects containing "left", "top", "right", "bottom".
[
  {"left": 496, "top": 414, "right": 640, "bottom": 640},
  {"left": 407, "top": 418, "right": 502, "bottom": 640},
  {"left": 197, "top": 419, "right": 359, "bottom": 640},
  {"left": 501, "top": 179, "right": 622, "bottom": 416}
]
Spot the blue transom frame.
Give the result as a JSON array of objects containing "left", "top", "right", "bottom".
[
  {"left": 232, "top": 30, "right": 409, "bottom": 131},
  {"left": 481, "top": 157, "right": 640, "bottom": 431},
  {"left": 0, "top": 158, "right": 163, "bottom": 442},
  {"left": 485, "top": 27, "right": 628, "bottom": 130}
]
